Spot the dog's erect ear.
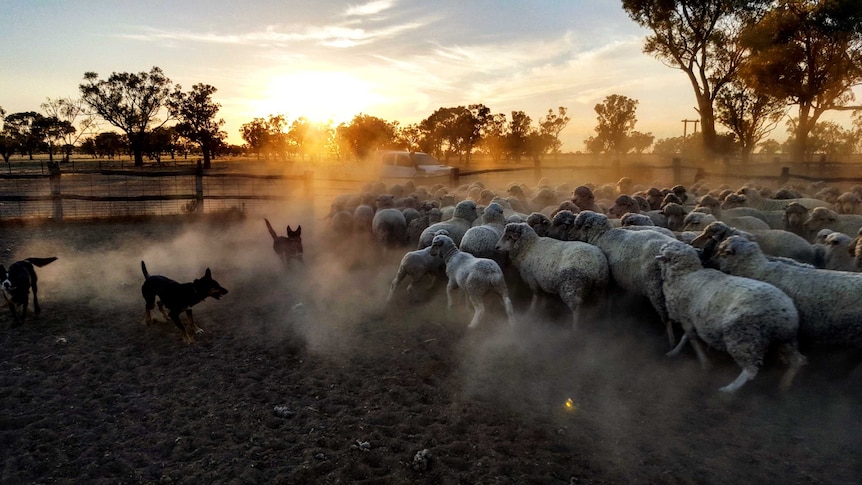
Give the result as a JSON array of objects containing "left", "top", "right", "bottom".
[
  {"left": 295, "top": 225, "right": 301, "bottom": 236},
  {"left": 205, "top": 268, "right": 212, "bottom": 279}
]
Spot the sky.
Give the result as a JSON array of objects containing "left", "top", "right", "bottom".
[{"left": 0, "top": 0, "right": 833, "bottom": 152}]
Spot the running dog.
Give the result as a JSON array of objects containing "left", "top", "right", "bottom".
[
  {"left": 265, "top": 218, "right": 303, "bottom": 268},
  {"left": 140, "top": 261, "right": 228, "bottom": 344},
  {"left": 1, "top": 257, "right": 58, "bottom": 326}
]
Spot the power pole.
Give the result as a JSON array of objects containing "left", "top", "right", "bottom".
[{"left": 681, "top": 119, "right": 699, "bottom": 138}]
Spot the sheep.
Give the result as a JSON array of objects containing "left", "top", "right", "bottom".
[
  {"left": 620, "top": 212, "right": 655, "bottom": 227},
  {"left": 689, "top": 221, "right": 822, "bottom": 267},
  {"left": 682, "top": 211, "right": 769, "bottom": 233},
  {"left": 783, "top": 202, "right": 811, "bottom": 239},
  {"left": 418, "top": 200, "right": 479, "bottom": 248},
  {"left": 496, "top": 223, "right": 609, "bottom": 329},
  {"left": 717, "top": 235, "right": 862, "bottom": 348},
  {"left": 849, "top": 228, "right": 862, "bottom": 271},
  {"left": 609, "top": 194, "right": 640, "bottom": 218},
  {"left": 572, "top": 185, "right": 604, "bottom": 214},
  {"left": 546, "top": 210, "right": 577, "bottom": 240},
  {"left": 459, "top": 202, "right": 506, "bottom": 260},
  {"left": 657, "top": 240, "right": 805, "bottom": 393},
  {"left": 736, "top": 187, "right": 831, "bottom": 212},
  {"left": 526, "top": 211, "right": 552, "bottom": 237},
  {"left": 387, "top": 229, "right": 450, "bottom": 303},
  {"left": 802, "top": 207, "right": 862, "bottom": 240},
  {"left": 428, "top": 234, "right": 515, "bottom": 328},
  {"left": 821, "top": 231, "right": 857, "bottom": 272},
  {"left": 660, "top": 202, "right": 687, "bottom": 231},
  {"left": 571, "top": 211, "right": 678, "bottom": 346},
  {"left": 835, "top": 192, "right": 862, "bottom": 215},
  {"left": 372, "top": 195, "right": 408, "bottom": 249}
]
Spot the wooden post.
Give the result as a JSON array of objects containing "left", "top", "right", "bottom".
[
  {"left": 780, "top": 167, "right": 790, "bottom": 185},
  {"left": 450, "top": 167, "right": 459, "bottom": 187},
  {"left": 195, "top": 161, "right": 204, "bottom": 214},
  {"left": 48, "top": 162, "right": 63, "bottom": 221}
]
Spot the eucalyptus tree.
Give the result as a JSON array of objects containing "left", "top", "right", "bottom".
[
  {"left": 714, "top": 80, "right": 786, "bottom": 161},
  {"left": 167, "top": 83, "right": 225, "bottom": 168},
  {"left": 41, "top": 97, "right": 97, "bottom": 162},
  {"left": 79, "top": 67, "right": 175, "bottom": 167}
]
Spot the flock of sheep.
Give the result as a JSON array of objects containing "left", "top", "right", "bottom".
[{"left": 324, "top": 175, "right": 862, "bottom": 394}]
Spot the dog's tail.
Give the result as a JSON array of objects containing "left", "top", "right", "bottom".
[
  {"left": 25, "top": 257, "right": 58, "bottom": 267},
  {"left": 264, "top": 218, "right": 278, "bottom": 240},
  {"left": 141, "top": 261, "right": 150, "bottom": 279}
]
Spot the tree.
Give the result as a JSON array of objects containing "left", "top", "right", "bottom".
[
  {"left": 2, "top": 112, "right": 46, "bottom": 160},
  {"left": 506, "top": 111, "right": 533, "bottom": 162},
  {"left": 740, "top": 0, "right": 862, "bottom": 162},
  {"left": 336, "top": 114, "right": 396, "bottom": 160},
  {"left": 419, "top": 106, "right": 486, "bottom": 163},
  {"left": 538, "top": 107, "right": 571, "bottom": 156},
  {"left": 79, "top": 67, "right": 175, "bottom": 167},
  {"left": 623, "top": 0, "right": 760, "bottom": 159},
  {"left": 41, "top": 97, "right": 97, "bottom": 162},
  {"left": 168, "top": 83, "right": 225, "bottom": 169},
  {"left": 0, "top": 106, "right": 13, "bottom": 164},
  {"left": 240, "top": 118, "right": 269, "bottom": 159},
  {"left": 584, "top": 95, "right": 640, "bottom": 156},
  {"left": 625, "top": 131, "right": 656, "bottom": 154},
  {"left": 714, "top": 80, "right": 786, "bottom": 161},
  {"left": 37, "top": 115, "right": 75, "bottom": 162},
  {"left": 757, "top": 138, "right": 781, "bottom": 157},
  {"left": 477, "top": 113, "right": 509, "bottom": 162}
]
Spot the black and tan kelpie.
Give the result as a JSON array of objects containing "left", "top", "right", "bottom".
[
  {"left": 265, "top": 218, "right": 304, "bottom": 268},
  {"left": 1, "top": 257, "right": 58, "bottom": 326},
  {"left": 140, "top": 261, "right": 228, "bottom": 344}
]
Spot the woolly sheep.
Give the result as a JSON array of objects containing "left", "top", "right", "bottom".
[
  {"left": 372, "top": 195, "right": 408, "bottom": 248},
  {"left": 546, "top": 210, "right": 577, "bottom": 240},
  {"left": 418, "top": 200, "right": 479, "bottom": 248},
  {"left": 682, "top": 212, "right": 769, "bottom": 233},
  {"left": 835, "top": 192, "right": 862, "bottom": 214},
  {"left": 736, "top": 187, "right": 831, "bottom": 212},
  {"left": 496, "top": 222, "right": 610, "bottom": 329},
  {"left": 526, "top": 212, "right": 552, "bottom": 237},
  {"left": 657, "top": 240, "right": 805, "bottom": 393},
  {"left": 819, "top": 232, "right": 857, "bottom": 272},
  {"left": 689, "top": 221, "right": 821, "bottom": 267},
  {"left": 802, "top": 207, "right": 862, "bottom": 240},
  {"left": 717, "top": 236, "right": 862, "bottom": 348},
  {"left": 459, "top": 202, "right": 507, "bottom": 260},
  {"left": 571, "top": 211, "right": 678, "bottom": 346},
  {"left": 429, "top": 234, "right": 515, "bottom": 328},
  {"left": 387, "top": 229, "right": 450, "bottom": 302}
]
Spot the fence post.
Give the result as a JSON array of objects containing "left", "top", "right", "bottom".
[
  {"left": 195, "top": 161, "right": 204, "bottom": 214},
  {"left": 450, "top": 167, "right": 459, "bottom": 187},
  {"left": 672, "top": 157, "right": 682, "bottom": 186},
  {"left": 48, "top": 162, "right": 63, "bottom": 221},
  {"left": 780, "top": 167, "right": 790, "bottom": 185}
]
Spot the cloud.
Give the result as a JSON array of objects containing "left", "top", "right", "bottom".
[{"left": 344, "top": 0, "right": 395, "bottom": 17}]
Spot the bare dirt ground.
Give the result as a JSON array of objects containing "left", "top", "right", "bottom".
[{"left": 1, "top": 213, "right": 861, "bottom": 484}]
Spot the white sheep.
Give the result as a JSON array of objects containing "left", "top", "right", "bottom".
[
  {"left": 459, "top": 202, "right": 506, "bottom": 260},
  {"left": 418, "top": 200, "right": 479, "bottom": 248},
  {"left": 683, "top": 211, "right": 769, "bottom": 233},
  {"left": 736, "top": 187, "right": 831, "bottom": 212},
  {"left": 689, "top": 221, "right": 821, "bottom": 267},
  {"left": 429, "top": 234, "right": 515, "bottom": 328},
  {"left": 387, "top": 229, "right": 450, "bottom": 302},
  {"left": 717, "top": 235, "right": 862, "bottom": 349},
  {"left": 802, "top": 207, "right": 862, "bottom": 239},
  {"left": 372, "top": 195, "right": 408, "bottom": 249},
  {"left": 822, "top": 232, "right": 857, "bottom": 272},
  {"left": 571, "top": 211, "right": 678, "bottom": 346},
  {"left": 495, "top": 222, "right": 609, "bottom": 329},
  {"left": 657, "top": 240, "right": 805, "bottom": 393}
]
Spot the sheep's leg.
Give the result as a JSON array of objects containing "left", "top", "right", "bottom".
[
  {"left": 468, "top": 296, "right": 485, "bottom": 329},
  {"left": 778, "top": 342, "right": 807, "bottom": 391},
  {"left": 688, "top": 334, "right": 712, "bottom": 370},
  {"left": 528, "top": 292, "right": 539, "bottom": 314},
  {"left": 665, "top": 333, "right": 689, "bottom": 357},
  {"left": 501, "top": 294, "right": 515, "bottom": 326},
  {"left": 387, "top": 270, "right": 408, "bottom": 303},
  {"left": 720, "top": 368, "right": 756, "bottom": 394},
  {"left": 446, "top": 281, "right": 457, "bottom": 310}
]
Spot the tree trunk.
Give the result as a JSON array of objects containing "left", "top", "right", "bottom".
[
  {"left": 697, "top": 95, "right": 717, "bottom": 161},
  {"left": 201, "top": 140, "right": 212, "bottom": 169}
]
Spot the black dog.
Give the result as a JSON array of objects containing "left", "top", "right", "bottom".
[
  {"left": 141, "top": 261, "right": 228, "bottom": 344},
  {"left": 1, "top": 257, "right": 58, "bottom": 326},
  {"left": 265, "top": 218, "right": 303, "bottom": 268}
]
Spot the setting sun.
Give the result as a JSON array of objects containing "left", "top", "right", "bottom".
[{"left": 258, "top": 71, "right": 382, "bottom": 124}]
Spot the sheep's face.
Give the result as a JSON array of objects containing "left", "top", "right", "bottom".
[
  {"left": 682, "top": 213, "right": 712, "bottom": 232},
  {"left": 609, "top": 196, "right": 638, "bottom": 218},
  {"left": 721, "top": 194, "right": 747, "bottom": 209},
  {"left": 429, "top": 234, "right": 453, "bottom": 258},
  {"left": 453, "top": 200, "right": 478, "bottom": 222},
  {"left": 689, "top": 222, "right": 731, "bottom": 249},
  {"left": 715, "top": 235, "right": 760, "bottom": 263},
  {"left": 496, "top": 223, "right": 527, "bottom": 252},
  {"left": 655, "top": 240, "right": 701, "bottom": 273},
  {"left": 803, "top": 208, "right": 837, "bottom": 232}
]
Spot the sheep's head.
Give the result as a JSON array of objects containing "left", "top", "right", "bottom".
[
  {"left": 554, "top": 200, "right": 580, "bottom": 216},
  {"left": 572, "top": 211, "right": 611, "bottom": 242},
  {"left": 547, "top": 210, "right": 577, "bottom": 240},
  {"left": 429, "top": 234, "right": 456, "bottom": 258},
  {"left": 825, "top": 231, "right": 852, "bottom": 251},
  {"left": 784, "top": 202, "right": 810, "bottom": 231},
  {"left": 803, "top": 207, "right": 838, "bottom": 232},
  {"left": 715, "top": 235, "right": 762, "bottom": 268},
  {"left": 572, "top": 186, "right": 595, "bottom": 208},
  {"left": 609, "top": 195, "right": 639, "bottom": 218},
  {"left": 620, "top": 212, "right": 654, "bottom": 227},
  {"left": 453, "top": 200, "right": 478, "bottom": 222},
  {"left": 661, "top": 202, "right": 688, "bottom": 231},
  {"left": 720, "top": 193, "right": 747, "bottom": 209},
  {"left": 526, "top": 212, "right": 551, "bottom": 237},
  {"left": 835, "top": 192, "right": 861, "bottom": 214},
  {"left": 376, "top": 194, "right": 396, "bottom": 209},
  {"left": 655, "top": 240, "right": 702, "bottom": 274},
  {"left": 682, "top": 212, "right": 716, "bottom": 232},
  {"left": 815, "top": 228, "right": 834, "bottom": 245},
  {"left": 496, "top": 222, "right": 533, "bottom": 253},
  {"left": 482, "top": 202, "right": 505, "bottom": 224}
]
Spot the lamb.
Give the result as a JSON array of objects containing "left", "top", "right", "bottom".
[
  {"left": 496, "top": 222, "right": 609, "bottom": 329},
  {"left": 657, "top": 240, "right": 805, "bottom": 393},
  {"left": 717, "top": 235, "right": 862, "bottom": 348},
  {"left": 429, "top": 234, "right": 515, "bottom": 328},
  {"left": 418, "top": 200, "right": 479, "bottom": 248},
  {"left": 802, "top": 207, "right": 862, "bottom": 240},
  {"left": 571, "top": 211, "right": 678, "bottom": 346},
  {"left": 459, "top": 202, "right": 506, "bottom": 260},
  {"left": 689, "top": 221, "right": 821, "bottom": 267},
  {"left": 387, "top": 229, "right": 450, "bottom": 302}
]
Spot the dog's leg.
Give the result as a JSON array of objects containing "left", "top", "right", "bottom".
[
  {"left": 157, "top": 301, "right": 170, "bottom": 322},
  {"left": 169, "top": 311, "right": 194, "bottom": 344},
  {"left": 186, "top": 309, "right": 204, "bottom": 335},
  {"left": 6, "top": 301, "right": 21, "bottom": 326}
]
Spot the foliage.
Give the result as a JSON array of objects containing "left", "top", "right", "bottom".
[
  {"left": 168, "top": 83, "right": 226, "bottom": 169},
  {"left": 41, "top": 97, "right": 97, "bottom": 162},
  {"left": 584, "top": 95, "right": 640, "bottom": 156},
  {"left": 335, "top": 114, "right": 396, "bottom": 161},
  {"left": 783, "top": 119, "right": 855, "bottom": 161},
  {"left": 622, "top": 0, "right": 761, "bottom": 158},
  {"left": 538, "top": 107, "right": 571, "bottom": 156},
  {"left": 714, "top": 80, "right": 786, "bottom": 160},
  {"left": 740, "top": 0, "right": 862, "bottom": 161},
  {"left": 79, "top": 66, "right": 175, "bottom": 167}
]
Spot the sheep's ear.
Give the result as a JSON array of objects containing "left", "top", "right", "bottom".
[
  {"left": 655, "top": 254, "right": 666, "bottom": 262},
  {"left": 849, "top": 238, "right": 858, "bottom": 256}
]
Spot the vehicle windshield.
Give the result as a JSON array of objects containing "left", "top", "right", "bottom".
[{"left": 412, "top": 153, "right": 441, "bottom": 166}]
